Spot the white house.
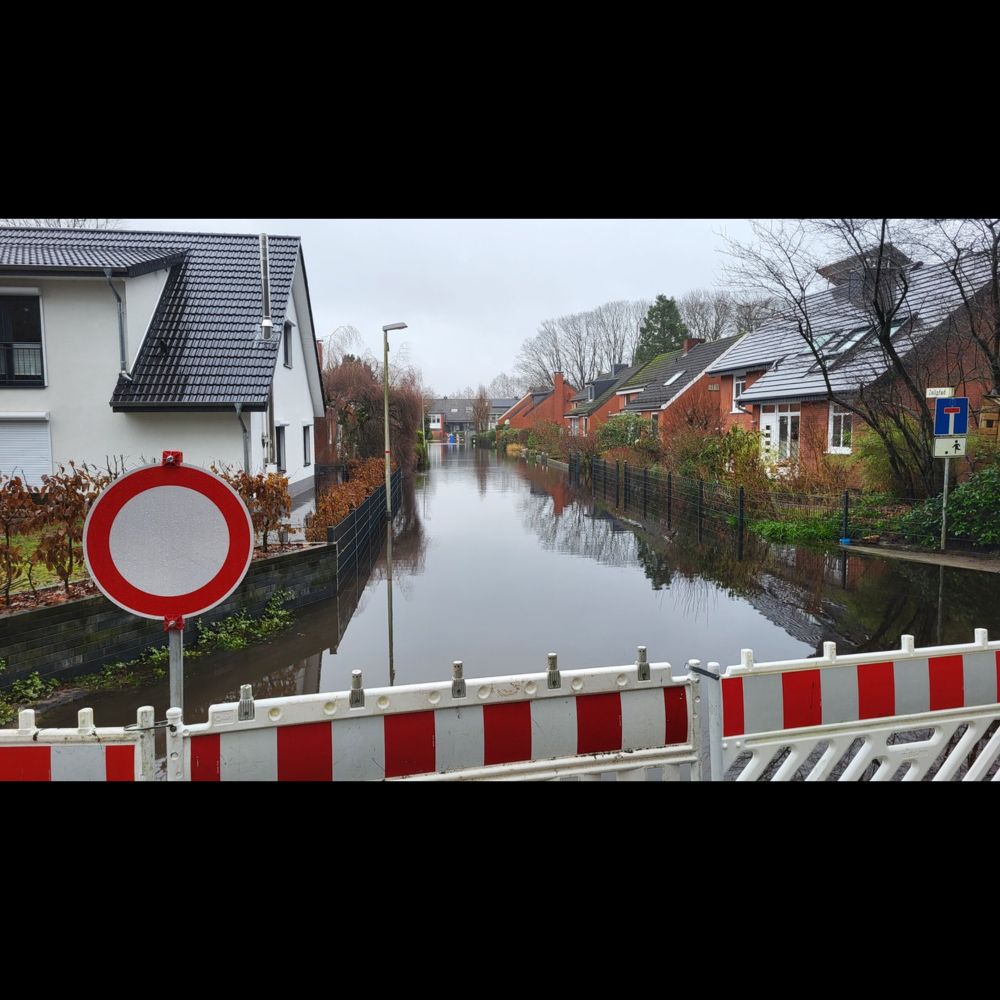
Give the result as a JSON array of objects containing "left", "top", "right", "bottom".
[{"left": 0, "top": 226, "right": 325, "bottom": 504}]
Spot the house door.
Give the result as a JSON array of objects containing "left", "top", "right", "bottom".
[
  {"left": 759, "top": 404, "right": 800, "bottom": 460},
  {"left": 759, "top": 405, "right": 777, "bottom": 459}
]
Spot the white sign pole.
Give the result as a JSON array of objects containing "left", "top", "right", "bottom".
[
  {"left": 940, "top": 455, "right": 950, "bottom": 553},
  {"left": 168, "top": 621, "right": 184, "bottom": 715}
]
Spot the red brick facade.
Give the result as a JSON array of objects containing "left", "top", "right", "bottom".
[{"left": 503, "top": 372, "right": 577, "bottom": 431}]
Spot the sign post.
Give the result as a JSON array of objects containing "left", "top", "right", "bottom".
[
  {"left": 933, "top": 397, "right": 970, "bottom": 553},
  {"left": 83, "top": 451, "right": 254, "bottom": 716}
]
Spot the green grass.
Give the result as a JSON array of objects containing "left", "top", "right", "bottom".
[
  {"left": 7, "top": 531, "right": 89, "bottom": 593},
  {"left": 750, "top": 515, "right": 839, "bottom": 546}
]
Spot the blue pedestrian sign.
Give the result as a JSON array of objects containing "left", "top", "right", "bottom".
[{"left": 934, "top": 396, "right": 969, "bottom": 436}]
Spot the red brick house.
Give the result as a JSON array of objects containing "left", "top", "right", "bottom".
[
  {"left": 498, "top": 371, "right": 577, "bottom": 431},
  {"left": 563, "top": 363, "right": 638, "bottom": 435},
  {"left": 623, "top": 336, "right": 745, "bottom": 434},
  {"left": 704, "top": 251, "right": 999, "bottom": 471}
]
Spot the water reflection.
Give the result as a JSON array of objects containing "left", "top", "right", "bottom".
[{"left": 35, "top": 447, "right": 1000, "bottom": 739}]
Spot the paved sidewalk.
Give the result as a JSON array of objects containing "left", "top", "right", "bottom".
[{"left": 842, "top": 543, "right": 1000, "bottom": 574}]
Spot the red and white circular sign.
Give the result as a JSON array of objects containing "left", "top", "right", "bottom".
[{"left": 83, "top": 459, "right": 254, "bottom": 620}]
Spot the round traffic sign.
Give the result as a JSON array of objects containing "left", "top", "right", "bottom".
[{"left": 83, "top": 459, "right": 254, "bottom": 620}]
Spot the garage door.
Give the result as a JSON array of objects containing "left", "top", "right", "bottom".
[{"left": 0, "top": 416, "right": 52, "bottom": 485}]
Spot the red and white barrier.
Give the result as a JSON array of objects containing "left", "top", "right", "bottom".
[
  {"left": 166, "top": 658, "right": 693, "bottom": 781},
  {"left": 0, "top": 707, "right": 154, "bottom": 781},
  {"left": 720, "top": 630, "right": 1000, "bottom": 737}
]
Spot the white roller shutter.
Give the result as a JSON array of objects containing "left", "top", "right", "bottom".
[{"left": 0, "top": 415, "right": 52, "bottom": 485}]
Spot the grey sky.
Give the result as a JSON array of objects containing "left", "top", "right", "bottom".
[{"left": 129, "top": 219, "right": 756, "bottom": 394}]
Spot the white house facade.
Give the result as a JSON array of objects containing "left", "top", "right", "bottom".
[{"left": 0, "top": 227, "right": 325, "bottom": 503}]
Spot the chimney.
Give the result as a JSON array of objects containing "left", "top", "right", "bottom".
[
  {"left": 258, "top": 233, "right": 273, "bottom": 341},
  {"left": 683, "top": 337, "right": 703, "bottom": 354},
  {"left": 553, "top": 371, "right": 564, "bottom": 395}
]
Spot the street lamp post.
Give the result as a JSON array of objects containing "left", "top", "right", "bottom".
[{"left": 382, "top": 322, "right": 407, "bottom": 685}]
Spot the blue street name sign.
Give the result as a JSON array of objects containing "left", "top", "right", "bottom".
[{"left": 934, "top": 396, "right": 969, "bottom": 436}]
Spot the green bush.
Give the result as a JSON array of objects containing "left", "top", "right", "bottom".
[{"left": 896, "top": 465, "right": 1000, "bottom": 547}]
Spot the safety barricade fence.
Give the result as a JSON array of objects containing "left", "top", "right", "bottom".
[
  {"left": 706, "top": 629, "right": 1000, "bottom": 781},
  {"left": 164, "top": 650, "right": 698, "bottom": 781},
  {"left": 0, "top": 706, "right": 155, "bottom": 781}
]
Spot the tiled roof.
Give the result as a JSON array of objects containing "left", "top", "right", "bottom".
[
  {"left": 565, "top": 364, "right": 642, "bottom": 417},
  {"left": 0, "top": 227, "right": 301, "bottom": 410},
  {"left": 734, "top": 256, "right": 995, "bottom": 404},
  {"left": 624, "top": 335, "right": 743, "bottom": 412},
  {"left": 619, "top": 350, "right": 681, "bottom": 389},
  {"left": 0, "top": 242, "right": 187, "bottom": 277}
]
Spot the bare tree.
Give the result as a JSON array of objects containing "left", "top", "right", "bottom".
[
  {"left": 515, "top": 319, "right": 563, "bottom": 388},
  {"left": 557, "top": 311, "right": 600, "bottom": 389},
  {"left": 679, "top": 289, "right": 734, "bottom": 341},
  {"left": 487, "top": 372, "right": 527, "bottom": 398},
  {"left": 471, "top": 385, "right": 491, "bottom": 432},
  {"left": 731, "top": 293, "right": 775, "bottom": 335},
  {"left": 0, "top": 218, "right": 119, "bottom": 229},
  {"left": 590, "top": 300, "right": 635, "bottom": 370},
  {"left": 921, "top": 219, "right": 1000, "bottom": 394},
  {"left": 723, "top": 218, "right": 966, "bottom": 496},
  {"left": 624, "top": 298, "right": 652, "bottom": 364}
]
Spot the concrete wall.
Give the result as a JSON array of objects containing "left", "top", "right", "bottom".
[{"left": 0, "top": 544, "right": 339, "bottom": 689}]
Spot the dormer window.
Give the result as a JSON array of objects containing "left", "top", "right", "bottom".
[{"left": 587, "top": 384, "right": 595, "bottom": 401}]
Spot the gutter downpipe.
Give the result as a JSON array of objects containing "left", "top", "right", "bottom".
[
  {"left": 103, "top": 267, "right": 131, "bottom": 379},
  {"left": 235, "top": 402, "right": 251, "bottom": 474}
]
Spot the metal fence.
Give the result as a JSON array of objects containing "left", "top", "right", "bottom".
[
  {"left": 585, "top": 457, "right": 987, "bottom": 552},
  {"left": 325, "top": 470, "right": 402, "bottom": 579}
]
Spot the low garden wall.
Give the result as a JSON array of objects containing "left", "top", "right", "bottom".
[{"left": 0, "top": 544, "right": 337, "bottom": 690}]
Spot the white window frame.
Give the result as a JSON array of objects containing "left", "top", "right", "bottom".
[
  {"left": 303, "top": 424, "right": 312, "bottom": 466},
  {"left": 827, "top": 402, "right": 853, "bottom": 454},
  {"left": 777, "top": 403, "right": 800, "bottom": 460},
  {"left": 275, "top": 425, "right": 286, "bottom": 472},
  {"left": 732, "top": 375, "right": 747, "bottom": 413},
  {"left": 283, "top": 321, "right": 293, "bottom": 368},
  {"left": 429, "top": 413, "right": 442, "bottom": 429},
  {"left": 663, "top": 370, "right": 685, "bottom": 387}
]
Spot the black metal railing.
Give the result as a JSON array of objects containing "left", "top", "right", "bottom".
[
  {"left": 0, "top": 342, "right": 44, "bottom": 385},
  {"left": 325, "top": 469, "right": 402, "bottom": 582}
]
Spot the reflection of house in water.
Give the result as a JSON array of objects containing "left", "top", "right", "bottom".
[
  {"left": 517, "top": 473, "right": 926, "bottom": 658},
  {"left": 516, "top": 461, "right": 574, "bottom": 515}
]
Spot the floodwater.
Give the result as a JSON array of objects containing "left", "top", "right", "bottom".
[{"left": 36, "top": 444, "right": 1000, "bottom": 735}]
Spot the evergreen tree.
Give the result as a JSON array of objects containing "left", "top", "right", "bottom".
[{"left": 634, "top": 295, "right": 689, "bottom": 365}]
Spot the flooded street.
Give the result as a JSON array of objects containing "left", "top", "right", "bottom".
[{"left": 37, "top": 444, "right": 1000, "bottom": 737}]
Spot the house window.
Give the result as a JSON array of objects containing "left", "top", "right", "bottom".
[
  {"left": 732, "top": 376, "right": 747, "bottom": 413},
  {"left": 429, "top": 413, "right": 442, "bottom": 429},
  {"left": 587, "top": 384, "right": 595, "bottom": 401},
  {"left": 569, "top": 416, "right": 578, "bottom": 436},
  {"left": 0, "top": 295, "right": 44, "bottom": 386},
  {"left": 663, "top": 370, "right": 685, "bottom": 387},
  {"left": 276, "top": 426, "right": 286, "bottom": 471},
  {"left": 303, "top": 425, "right": 312, "bottom": 466},
  {"left": 283, "top": 322, "right": 293, "bottom": 368},
  {"left": 828, "top": 403, "right": 852, "bottom": 454},
  {"left": 651, "top": 413, "right": 659, "bottom": 431}
]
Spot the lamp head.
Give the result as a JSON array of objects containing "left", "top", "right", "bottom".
[{"left": 382, "top": 322, "right": 408, "bottom": 333}]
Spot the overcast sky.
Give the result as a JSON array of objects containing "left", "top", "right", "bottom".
[{"left": 129, "top": 219, "right": 756, "bottom": 394}]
